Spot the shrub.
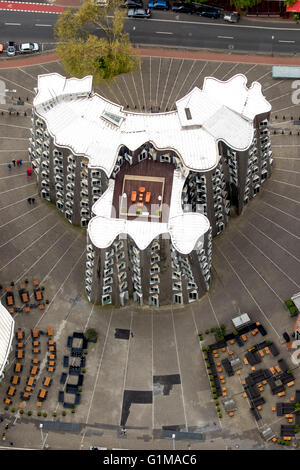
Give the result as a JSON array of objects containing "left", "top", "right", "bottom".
[
  {"left": 45, "top": 299, "right": 49, "bottom": 304},
  {"left": 204, "top": 355, "right": 208, "bottom": 360},
  {"left": 81, "top": 368, "right": 86, "bottom": 373},
  {"left": 52, "top": 412, "right": 57, "bottom": 417},
  {"left": 85, "top": 328, "right": 98, "bottom": 342},
  {"left": 218, "top": 413, "right": 222, "bottom": 418},
  {"left": 71, "top": 409, "right": 76, "bottom": 413},
  {"left": 198, "top": 332, "right": 203, "bottom": 336},
  {"left": 62, "top": 411, "right": 66, "bottom": 416},
  {"left": 27, "top": 411, "right": 32, "bottom": 416},
  {"left": 24, "top": 279, "right": 28, "bottom": 284},
  {"left": 205, "top": 329, "right": 210, "bottom": 334},
  {"left": 213, "top": 393, "right": 217, "bottom": 399},
  {"left": 212, "top": 387, "right": 217, "bottom": 393},
  {"left": 210, "top": 328, "right": 215, "bottom": 333},
  {"left": 4, "top": 405, "right": 9, "bottom": 411},
  {"left": 83, "top": 349, "right": 88, "bottom": 355},
  {"left": 199, "top": 335, "right": 203, "bottom": 341},
  {"left": 285, "top": 299, "right": 293, "bottom": 308},
  {"left": 233, "top": 329, "right": 238, "bottom": 336},
  {"left": 217, "top": 407, "right": 221, "bottom": 412},
  {"left": 43, "top": 412, "right": 47, "bottom": 417},
  {"left": 11, "top": 408, "right": 15, "bottom": 413},
  {"left": 78, "top": 386, "right": 82, "bottom": 392},
  {"left": 19, "top": 409, "right": 24, "bottom": 414},
  {"left": 37, "top": 411, "right": 42, "bottom": 416},
  {"left": 215, "top": 400, "right": 219, "bottom": 406},
  {"left": 209, "top": 374, "right": 214, "bottom": 380},
  {"left": 10, "top": 281, "right": 14, "bottom": 287},
  {"left": 289, "top": 306, "right": 297, "bottom": 316}
]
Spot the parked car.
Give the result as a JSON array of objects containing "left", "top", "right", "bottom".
[
  {"left": 172, "top": 2, "right": 196, "bottom": 13},
  {"left": 122, "top": 0, "right": 143, "bottom": 7},
  {"left": 223, "top": 11, "right": 240, "bottom": 22},
  {"left": 196, "top": 6, "right": 221, "bottom": 18},
  {"left": 148, "top": 0, "right": 169, "bottom": 9},
  {"left": 19, "top": 42, "right": 39, "bottom": 53},
  {"left": 283, "top": 332, "right": 290, "bottom": 343},
  {"left": 128, "top": 7, "right": 151, "bottom": 17},
  {"left": 7, "top": 42, "right": 16, "bottom": 57}
]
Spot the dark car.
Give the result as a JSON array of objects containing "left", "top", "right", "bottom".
[
  {"left": 128, "top": 7, "right": 151, "bottom": 17},
  {"left": 148, "top": 0, "right": 169, "bottom": 9},
  {"left": 283, "top": 332, "right": 290, "bottom": 343},
  {"left": 196, "top": 6, "right": 221, "bottom": 18},
  {"left": 172, "top": 2, "right": 196, "bottom": 13}
]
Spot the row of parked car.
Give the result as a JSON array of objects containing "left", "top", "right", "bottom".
[
  {"left": 0, "top": 42, "right": 39, "bottom": 57},
  {"left": 127, "top": 1, "right": 240, "bottom": 21}
]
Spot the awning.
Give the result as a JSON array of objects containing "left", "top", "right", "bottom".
[{"left": 286, "top": 1, "right": 300, "bottom": 12}]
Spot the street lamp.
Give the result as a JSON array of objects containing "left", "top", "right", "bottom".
[
  {"left": 172, "top": 433, "right": 176, "bottom": 450},
  {"left": 39, "top": 423, "right": 46, "bottom": 449}
]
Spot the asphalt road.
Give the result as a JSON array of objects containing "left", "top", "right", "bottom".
[{"left": 0, "top": 10, "right": 299, "bottom": 54}]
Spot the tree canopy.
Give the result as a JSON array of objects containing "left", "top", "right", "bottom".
[
  {"left": 230, "top": 0, "right": 262, "bottom": 9},
  {"left": 54, "top": 0, "right": 140, "bottom": 83}
]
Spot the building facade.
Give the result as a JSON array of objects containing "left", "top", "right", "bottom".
[{"left": 29, "top": 73, "right": 272, "bottom": 307}]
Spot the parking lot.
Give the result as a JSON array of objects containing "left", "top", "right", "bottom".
[{"left": 0, "top": 56, "right": 299, "bottom": 450}]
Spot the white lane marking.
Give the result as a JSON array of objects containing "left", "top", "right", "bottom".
[
  {"left": 35, "top": 24, "right": 52, "bottom": 27},
  {"left": 155, "top": 31, "right": 173, "bottom": 34},
  {"left": 217, "top": 35, "right": 234, "bottom": 39},
  {"left": 278, "top": 40, "right": 295, "bottom": 43},
  {"left": 5, "top": 22, "right": 21, "bottom": 25}
]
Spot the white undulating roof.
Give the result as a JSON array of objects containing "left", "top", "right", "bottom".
[
  {"left": 89, "top": 168, "right": 210, "bottom": 254},
  {"left": 0, "top": 301, "right": 14, "bottom": 377},
  {"left": 33, "top": 73, "right": 271, "bottom": 178}
]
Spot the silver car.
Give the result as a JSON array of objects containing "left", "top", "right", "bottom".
[
  {"left": 19, "top": 42, "right": 39, "bottom": 53},
  {"left": 7, "top": 42, "right": 16, "bottom": 57}
]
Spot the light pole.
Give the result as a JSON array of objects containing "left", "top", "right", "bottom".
[
  {"left": 39, "top": 423, "right": 46, "bottom": 449},
  {"left": 271, "top": 35, "right": 275, "bottom": 57},
  {"left": 172, "top": 433, "right": 176, "bottom": 450}
]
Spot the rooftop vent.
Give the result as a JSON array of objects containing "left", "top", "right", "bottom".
[
  {"left": 101, "top": 111, "right": 123, "bottom": 127},
  {"left": 185, "top": 108, "right": 192, "bottom": 120}
]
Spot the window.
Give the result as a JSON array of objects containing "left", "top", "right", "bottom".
[
  {"left": 102, "top": 294, "right": 112, "bottom": 305},
  {"left": 103, "top": 285, "right": 112, "bottom": 295},
  {"left": 173, "top": 293, "right": 183, "bottom": 305},
  {"left": 117, "top": 262, "right": 126, "bottom": 272},
  {"left": 149, "top": 295, "right": 159, "bottom": 307},
  {"left": 138, "top": 151, "right": 147, "bottom": 162},
  {"left": 173, "top": 281, "right": 182, "bottom": 291},
  {"left": 188, "top": 290, "right": 198, "bottom": 303},
  {"left": 160, "top": 154, "right": 171, "bottom": 163}
]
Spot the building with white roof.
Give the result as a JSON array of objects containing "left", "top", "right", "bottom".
[
  {"left": 0, "top": 301, "right": 15, "bottom": 381},
  {"left": 29, "top": 73, "right": 272, "bottom": 307}
]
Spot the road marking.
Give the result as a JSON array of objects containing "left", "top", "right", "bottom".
[
  {"left": 155, "top": 31, "right": 173, "bottom": 34},
  {"left": 35, "top": 23, "right": 52, "bottom": 27},
  {"left": 5, "top": 22, "right": 21, "bottom": 25},
  {"left": 278, "top": 40, "right": 295, "bottom": 43},
  {"left": 217, "top": 35, "right": 234, "bottom": 39}
]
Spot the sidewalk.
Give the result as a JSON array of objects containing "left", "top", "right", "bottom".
[{"left": 1, "top": 47, "right": 300, "bottom": 69}]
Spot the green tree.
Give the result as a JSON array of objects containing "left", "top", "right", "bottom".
[
  {"left": 54, "top": 0, "right": 140, "bottom": 83},
  {"left": 284, "top": 0, "right": 297, "bottom": 6},
  {"left": 230, "top": 0, "right": 262, "bottom": 10}
]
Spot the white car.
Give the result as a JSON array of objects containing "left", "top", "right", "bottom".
[
  {"left": 19, "top": 43, "right": 39, "bottom": 53},
  {"left": 223, "top": 12, "right": 240, "bottom": 23}
]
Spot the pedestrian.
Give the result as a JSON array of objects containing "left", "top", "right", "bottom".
[
  {"left": 2, "top": 433, "right": 5, "bottom": 441},
  {"left": 12, "top": 159, "right": 16, "bottom": 167},
  {"left": 19, "top": 159, "right": 23, "bottom": 166},
  {"left": 10, "top": 442, "right": 13, "bottom": 446},
  {"left": 16, "top": 160, "right": 20, "bottom": 166},
  {"left": 27, "top": 198, "right": 32, "bottom": 204},
  {"left": 4, "top": 424, "right": 9, "bottom": 430},
  {"left": 31, "top": 197, "right": 35, "bottom": 204},
  {"left": 26, "top": 168, "right": 32, "bottom": 177},
  {"left": 8, "top": 164, "right": 12, "bottom": 170}
]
